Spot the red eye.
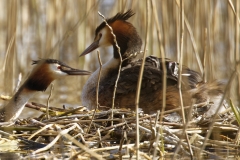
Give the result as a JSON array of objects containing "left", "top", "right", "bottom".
[{"left": 57, "top": 66, "right": 61, "bottom": 70}]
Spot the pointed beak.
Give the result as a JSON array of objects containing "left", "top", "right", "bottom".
[
  {"left": 80, "top": 40, "right": 99, "bottom": 57},
  {"left": 60, "top": 66, "right": 91, "bottom": 75}
]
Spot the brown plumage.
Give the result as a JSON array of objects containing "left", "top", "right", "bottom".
[
  {"left": 80, "top": 10, "right": 224, "bottom": 115},
  {"left": 0, "top": 59, "right": 91, "bottom": 123}
]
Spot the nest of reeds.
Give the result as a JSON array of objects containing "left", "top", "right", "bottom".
[
  {"left": 0, "top": 99, "right": 239, "bottom": 159},
  {"left": 0, "top": 1, "right": 240, "bottom": 159}
]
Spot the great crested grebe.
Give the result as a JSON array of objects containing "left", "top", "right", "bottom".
[
  {"left": 0, "top": 59, "right": 91, "bottom": 123},
  {"left": 80, "top": 10, "right": 224, "bottom": 115}
]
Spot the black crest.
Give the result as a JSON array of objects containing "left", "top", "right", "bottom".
[
  {"left": 95, "top": 10, "right": 135, "bottom": 35},
  {"left": 32, "top": 59, "right": 74, "bottom": 69},
  {"left": 32, "top": 59, "right": 66, "bottom": 66}
]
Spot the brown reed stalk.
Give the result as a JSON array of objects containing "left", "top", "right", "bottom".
[
  {"left": 87, "top": 50, "right": 102, "bottom": 134},
  {"left": 151, "top": 0, "right": 167, "bottom": 158},
  {"left": 135, "top": 1, "right": 150, "bottom": 159},
  {"left": 199, "top": 66, "right": 238, "bottom": 157},
  {"left": 47, "top": 1, "right": 100, "bottom": 58},
  {"left": 98, "top": 11, "right": 123, "bottom": 127},
  {"left": 46, "top": 84, "right": 54, "bottom": 120},
  {"left": 174, "top": 0, "right": 194, "bottom": 158},
  {"left": 232, "top": 0, "right": 240, "bottom": 108},
  {"left": 0, "top": 1, "right": 239, "bottom": 158}
]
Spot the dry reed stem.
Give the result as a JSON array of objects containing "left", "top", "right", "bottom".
[
  {"left": 0, "top": 122, "right": 15, "bottom": 127},
  {"left": 151, "top": 0, "right": 167, "bottom": 127},
  {"left": 233, "top": 0, "right": 240, "bottom": 109},
  {"left": 174, "top": 0, "right": 194, "bottom": 158},
  {"left": 34, "top": 124, "right": 78, "bottom": 153},
  {"left": 151, "top": 0, "right": 168, "bottom": 158},
  {"left": 0, "top": 129, "right": 13, "bottom": 137},
  {"left": 47, "top": 2, "right": 100, "bottom": 58},
  {"left": 163, "top": 101, "right": 208, "bottom": 114},
  {"left": 139, "top": 152, "right": 152, "bottom": 160},
  {"left": 96, "top": 50, "right": 102, "bottom": 107},
  {"left": 42, "top": 109, "right": 119, "bottom": 123},
  {"left": 177, "top": 0, "right": 185, "bottom": 122},
  {"left": 229, "top": 99, "right": 240, "bottom": 125},
  {"left": 3, "top": 102, "right": 238, "bottom": 158},
  {"left": 46, "top": 113, "right": 156, "bottom": 123},
  {"left": 98, "top": 11, "right": 122, "bottom": 127},
  {"left": 0, "top": 1, "right": 239, "bottom": 158},
  {"left": 235, "top": 129, "right": 240, "bottom": 145},
  {"left": 199, "top": 67, "right": 238, "bottom": 156},
  {"left": 32, "top": 124, "right": 75, "bottom": 154},
  {"left": 234, "top": 60, "right": 240, "bottom": 146},
  {"left": 92, "top": 143, "right": 135, "bottom": 152},
  {"left": 28, "top": 124, "right": 54, "bottom": 140},
  {"left": 65, "top": 133, "right": 102, "bottom": 160},
  {"left": 131, "top": 124, "right": 152, "bottom": 133},
  {"left": 176, "top": 0, "right": 204, "bottom": 75},
  {"left": 29, "top": 118, "right": 46, "bottom": 127},
  {"left": 57, "top": 106, "right": 85, "bottom": 117},
  {"left": 86, "top": 50, "right": 102, "bottom": 133},
  {"left": 203, "top": 28, "right": 208, "bottom": 82},
  {"left": 150, "top": 0, "right": 165, "bottom": 57},
  {"left": 46, "top": 83, "right": 54, "bottom": 119},
  {"left": 184, "top": 16, "right": 204, "bottom": 75},
  {"left": 234, "top": 0, "right": 240, "bottom": 61},
  {"left": 97, "top": 128, "right": 103, "bottom": 148},
  {"left": 228, "top": 0, "right": 240, "bottom": 25},
  {"left": 135, "top": 1, "right": 150, "bottom": 159},
  {"left": 2, "top": 34, "right": 15, "bottom": 74}
]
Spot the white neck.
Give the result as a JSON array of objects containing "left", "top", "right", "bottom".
[
  {"left": 1, "top": 88, "right": 36, "bottom": 122},
  {"left": 81, "top": 58, "right": 120, "bottom": 109}
]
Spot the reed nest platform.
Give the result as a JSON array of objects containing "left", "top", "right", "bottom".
[
  {"left": 0, "top": 101, "right": 239, "bottom": 159},
  {"left": 0, "top": 0, "right": 239, "bottom": 159}
]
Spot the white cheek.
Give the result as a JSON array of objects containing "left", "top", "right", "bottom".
[
  {"left": 49, "top": 64, "right": 67, "bottom": 77},
  {"left": 98, "top": 28, "right": 111, "bottom": 47},
  {"left": 54, "top": 70, "right": 68, "bottom": 77}
]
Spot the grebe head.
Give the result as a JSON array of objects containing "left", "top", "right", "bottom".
[
  {"left": 80, "top": 10, "right": 142, "bottom": 60},
  {"left": 0, "top": 59, "right": 91, "bottom": 123},
  {"left": 25, "top": 59, "right": 91, "bottom": 91}
]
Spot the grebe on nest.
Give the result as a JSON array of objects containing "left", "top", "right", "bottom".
[{"left": 80, "top": 10, "right": 223, "bottom": 115}]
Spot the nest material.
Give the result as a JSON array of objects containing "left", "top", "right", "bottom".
[{"left": 0, "top": 101, "right": 239, "bottom": 159}]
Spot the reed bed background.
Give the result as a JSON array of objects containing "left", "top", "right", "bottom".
[
  {"left": 0, "top": 0, "right": 239, "bottom": 116},
  {"left": 0, "top": 0, "right": 239, "bottom": 159}
]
